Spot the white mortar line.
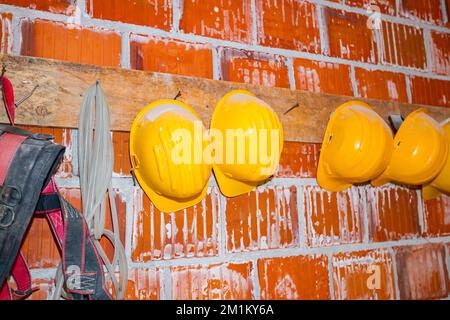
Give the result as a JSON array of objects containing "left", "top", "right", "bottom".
[
  {"left": 285, "top": 56, "right": 296, "bottom": 90},
  {"left": 361, "top": 187, "right": 370, "bottom": 243},
  {"left": 30, "top": 268, "right": 57, "bottom": 280},
  {"left": 296, "top": 185, "right": 308, "bottom": 248},
  {"left": 250, "top": 258, "right": 261, "bottom": 299},
  {"left": 128, "top": 236, "right": 450, "bottom": 269},
  {"left": 11, "top": 15, "right": 21, "bottom": 55},
  {"left": 55, "top": 176, "right": 319, "bottom": 191},
  {"left": 120, "top": 31, "right": 131, "bottom": 69},
  {"left": 441, "top": 0, "right": 449, "bottom": 25},
  {"left": 2, "top": 4, "right": 450, "bottom": 81},
  {"left": 405, "top": 74, "right": 413, "bottom": 104},
  {"left": 395, "top": 0, "right": 401, "bottom": 17},
  {"left": 161, "top": 267, "right": 172, "bottom": 300},
  {"left": 172, "top": 0, "right": 181, "bottom": 33},
  {"left": 67, "top": 0, "right": 83, "bottom": 25},
  {"left": 122, "top": 184, "right": 135, "bottom": 263},
  {"left": 218, "top": 193, "right": 228, "bottom": 255},
  {"left": 416, "top": 189, "right": 426, "bottom": 235},
  {"left": 350, "top": 65, "right": 359, "bottom": 97},
  {"left": 423, "top": 27, "right": 434, "bottom": 73},
  {"left": 388, "top": 247, "right": 401, "bottom": 300},
  {"left": 70, "top": 129, "right": 79, "bottom": 176},
  {"left": 326, "top": 253, "right": 335, "bottom": 299},
  {"left": 76, "top": 0, "right": 87, "bottom": 16},
  {"left": 316, "top": 4, "right": 329, "bottom": 55},
  {"left": 211, "top": 46, "right": 220, "bottom": 80},
  {"left": 250, "top": 0, "right": 258, "bottom": 46}
]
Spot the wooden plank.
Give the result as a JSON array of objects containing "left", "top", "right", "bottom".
[{"left": 1, "top": 54, "right": 449, "bottom": 143}]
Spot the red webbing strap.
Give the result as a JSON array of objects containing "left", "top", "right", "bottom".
[
  {"left": 0, "top": 133, "right": 26, "bottom": 184},
  {"left": 0, "top": 132, "right": 27, "bottom": 300},
  {"left": 0, "top": 281, "right": 11, "bottom": 300},
  {"left": 10, "top": 252, "right": 35, "bottom": 300},
  {"left": 0, "top": 254, "right": 35, "bottom": 301}
]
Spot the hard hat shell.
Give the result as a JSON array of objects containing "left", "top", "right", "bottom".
[
  {"left": 372, "top": 109, "right": 448, "bottom": 187},
  {"left": 129, "top": 100, "right": 212, "bottom": 212},
  {"left": 317, "top": 101, "right": 394, "bottom": 192},
  {"left": 422, "top": 120, "right": 450, "bottom": 200},
  {"left": 211, "top": 90, "right": 283, "bottom": 197}
]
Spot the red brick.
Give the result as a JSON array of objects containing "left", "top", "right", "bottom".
[
  {"left": 18, "top": 126, "right": 74, "bottom": 178},
  {"left": 126, "top": 268, "right": 160, "bottom": 300},
  {"left": 447, "top": 0, "right": 450, "bottom": 27},
  {"left": 130, "top": 34, "right": 213, "bottom": 79},
  {"left": 399, "top": 0, "right": 445, "bottom": 25},
  {"left": 293, "top": 58, "right": 353, "bottom": 96},
  {"left": 112, "top": 131, "right": 132, "bottom": 176},
  {"left": 218, "top": 47, "right": 290, "bottom": 88},
  {"left": 172, "top": 262, "right": 254, "bottom": 300},
  {"left": 100, "top": 189, "right": 128, "bottom": 260},
  {"left": 256, "top": 0, "right": 321, "bottom": 53},
  {"left": 179, "top": 0, "right": 252, "bottom": 43},
  {"left": 303, "top": 186, "right": 364, "bottom": 247},
  {"left": 28, "top": 278, "right": 54, "bottom": 300},
  {"left": 275, "top": 142, "right": 320, "bottom": 178},
  {"left": 329, "top": 0, "right": 397, "bottom": 15},
  {"left": 423, "top": 194, "right": 450, "bottom": 236},
  {"left": 332, "top": 249, "right": 397, "bottom": 300},
  {"left": 20, "top": 216, "right": 61, "bottom": 269},
  {"left": 0, "top": 0, "right": 76, "bottom": 15},
  {"left": 380, "top": 21, "right": 427, "bottom": 69},
  {"left": 430, "top": 31, "right": 450, "bottom": 76},
  {"left": 131, "top": 187, "right": 220, "bottom": 262},
  {"left": 395, "top": 244, "right": 449, "bottom": 300},
  {"left": 409, "top": 76, "right": 450, "bottom": 108},
  {"left": 0, "top": 13, "right": 12, "bottom": 54},
  {"left": 59, "top": 187, "right": 82, "bottom": 211},
  {"left": 20, "top": 187, "right": 83, "bottom": 269},
  {"left": 366, "top": 186, "right": 420, "bottom": 242},
  {"left": 87, "top": 0, "right": 172, "bottom": 30},
  {"left": 354, "top": 68, "right": 409, "bottom": 102},
  {"left": 325, "top": 8, "right": 378, "bottom": 63},
  {"left": 226, "top": 185, "right": 298, "bottom": 252},
  {"left": 258, "top": 255, "right": 330, "bottom": 299},
  {"left": 21, "top": 19, "right": 121, "bottom": 67}
]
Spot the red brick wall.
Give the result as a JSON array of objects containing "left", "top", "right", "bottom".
[{"left": 1, "top": 0, "right": 449, "bottom": 300}]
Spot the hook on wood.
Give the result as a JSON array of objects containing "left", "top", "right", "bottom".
[
  {"left": 284, "top": 103, "right": 299, "bottom": 115},
  {"left": 174, "top": 90, "right": 182, "bottom": 100},
  {"left": 15, "top": 85, "right": 39, "bottom": 108}
]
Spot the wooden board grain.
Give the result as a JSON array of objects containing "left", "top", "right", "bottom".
[{"left": 1, "top": 54, "right": 449, "bottom": 143}]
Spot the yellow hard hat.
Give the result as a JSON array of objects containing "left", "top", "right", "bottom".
[
  {"left": 422, "top": 120, "right": 450, "bottom": 200},
  {"left": 372, "top": 109, "right": 448, "bottom": 187},
  {"left": 210, "top": 90, "right": 283, "bottom": 197},
  {"left": 317, "top": 101, "right": 394, "bottom": 192},
  {"left": 129, "top": 100, "right": 212, "bottom": 212}
]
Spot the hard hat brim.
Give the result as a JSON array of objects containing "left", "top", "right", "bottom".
[
  {"left": 142, "top": 181, "right": 210, "bottom": 213},
  {"left": 213, "top": 166, "right": 258, "bottom": 198},
  {"left": 422, "top": 185, "right": 442, "bottom": 201},
  {"left": 371, "top": 173, "right": 390, "bottom": 187},
  {"left": 317, "top": 161, "right": 352, "bottom": 192}
]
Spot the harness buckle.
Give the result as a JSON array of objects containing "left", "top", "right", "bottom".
[
  {"left": 0, "top": 185, "right": 21, "bottom": 207},
  {"left": 0, "top": 204, "right": 15, "bottom": 228}
]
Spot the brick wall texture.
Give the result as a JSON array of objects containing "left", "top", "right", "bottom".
[{"left": 1, "top": 0, "right": 449, "bottom": 300}]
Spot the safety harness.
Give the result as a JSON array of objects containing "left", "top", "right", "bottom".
[{"left": 0, "top": 75, "right": 113, "bottom": 300}]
